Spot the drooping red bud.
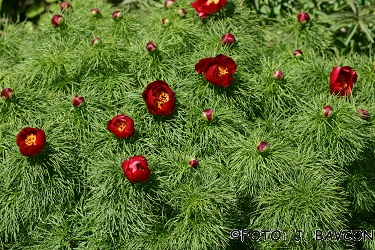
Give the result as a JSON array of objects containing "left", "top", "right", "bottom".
[
  {"left": 91, "top": 37, "right": 102, "bottom": 47},
  {"left": 189, "top": 159, "right": 199, "bottom": 169},
  {"left": 51, "top": 15, "right": 64, "bottom": 27},
  {"left": 112, "top": 11, "right": 122, "bottom": 20},
  {"left": 221, "top": 33, "right": 235, "bottom": 45},
  {"left": 162, "top": 18, "right": 171, "bottom": 26},
  {"left": 273, "top": 70, "right": 283, "bottom": 80},
  {"left": 72, "top": 95, "right": 85, "bottom": 107},
  {"left": 1, "top": 88, "right": 14, "bottom": 100},
  {"left": 91, "top": 8, "right": 100, "bottom": 17},
  {"left": 60, "top": 2, "right": 71, "bottom": 12},
  {"left": 257, "top": 141, "right": 270, "bottom": 153},
  {"left": 297, "top": 12, "right": 310, "bottom": 24},
  {"left": 178, "top": 8, "right": 187, "bottom": 17},
  {"left": 323, "top": 105, "right": 334, "bottom": 118},
  {"left": 164, "top": 0, "right": 176, "bottom": 8},
  {"left": 293, "top": 50, "right": 303, "bottom": 57},
  {"left": 202, "top": 108, "right": 216, "bottom": 121},
  {"left": 357, "top": 108, "right": 370, "bottom": 120},
  {"left": 146, "top": 41, "right": 157, "bottom": 52}
]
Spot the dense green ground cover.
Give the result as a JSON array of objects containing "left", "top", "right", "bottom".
[{"left": 1, "top": 0, "right": 375, "bottom": 249}]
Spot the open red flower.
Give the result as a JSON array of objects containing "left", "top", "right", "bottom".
[
  {"left": 191, "top": 0, "right": 227, "bottom": 18},
  {"left": 330, "top": 66, "right": 357, "bottom": 96},
  {"left": 16, "top": 127, "right": 46, "bottom": 156},
  {"left": 107, "top": 114, "right": 135, "bottom": 139},
  {"left": 195, "top": 54, "right": 236, "bottom": 87},
  {"left": 142, "top": 80, "right": 176, "bottom": 116},
  {"left": 122, "top": 155, "right": 151, "bottom": 183}
]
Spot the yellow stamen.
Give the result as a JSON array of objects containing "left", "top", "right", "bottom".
[
  {"left": 217, "top": 66, "right": 229, "bottom": 77},
  {"left": 207, "top": 0, "right": 219, "bottom": 4},
  {"left": 114, "top": 120, "right": 127, "bottom": 132},
  {"left": 155, "top": 91, "right": 170, "bottom": 109},
  {"left": 25, "top": 134, "right": 37, "bottom": 146},
  {"left": 339, "top": 76, "right": 348, "bottom": 89}
]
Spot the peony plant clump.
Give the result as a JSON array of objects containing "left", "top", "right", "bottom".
[{"left": 1, "top": 0, "right": 375, "bottom": 250}]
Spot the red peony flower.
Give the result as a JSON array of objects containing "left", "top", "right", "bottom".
[
  {"left": 51, "top": 15, "right": 64, "bottom": 27},
  {"left": 257, "top": 141, "right": 269, "bottom": 153},
  {"left": 297, "top": 12, "right": 310, "bottom": 24},
  {"left": 72, "top": 95, "right": 85, "bottom": 107},
  {"left": 142, "top": 80, "right": 176, "bottom": 116},
  {"left": 189, "top": 159, "right": 199, "bottom": 169},
  {"left": 329, "top": 66, "right": 358, "bottom": 96},
  {"left": 107, "top": 114, "right": 135, "bottom": 139},
  {"left": 1, "top": 88, "right": 14, "bottom": 100},
  {"left": 190, "top": 0, "right": 227, "bottom": 18},
  {"left": 60, "top": 1, "right": 71, "bottom": 12},
  {"left": 122, "top": 155, "right": 151, "bottom": 183},
  {"left": 202, "top": 108, "right": 216, "bottom": 121},
  {"left": 322, "top": 105, "right": 334, "bottom": 118},
  {"left": 195, "top": 54, "right": 237, "bottom": 87},
  {"left": 112, "top": 11, "right": 122, "bottom": 20},
  {"left": 91, "top": 8, "right": 100, "bottom": 17},
  {"left": 146, "top": 41, "right": 157, "bottom": 52},
  {"left": 221, "top": 33, "right": 235, "bottom": 45},
  {"left": 357, "top": 108, "right": 370, "bottom": 120},
  {"left": 16, "top": 127, "right": 46, "bottom": 156}
]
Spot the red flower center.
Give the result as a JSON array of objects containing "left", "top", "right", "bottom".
[
  {"left": 114, "top": 120, "right": 127, "bottom": 132},
  {"left": 25, "top": 134, "right": 37, "bottom": 146},
  {"left": 154, "top": 90, "right": 170, "bottom": 109},
  {"left": 136, "top": 163, "right": 144, "bottom": 170},
  {"left": 339, "top": 76, "right": 348, "bottom": 89},
  {"left": 217, "top": 66, "right": 229, "bottom": 78},
  {"left": 207, "top": 0, "right": 219, "bottom": 4}
]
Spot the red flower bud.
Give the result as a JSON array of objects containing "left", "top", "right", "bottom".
[
  {"left": 178, "top": 8, "right": 187, "bottom": 17},
  {"left": 91, "top": 8, "right": 100, "bottom": 17},
  {"left": 146, "top": 41, "right": 157, "bottom": 52},
  {"left": 112, "top": 11, "right": 122, "bottom": 20},
  {"left": 60, "top": 1, "right": 71, "bottom": 12},
  {"left": 122, "top": 156, "right": 151, "bottom": 183},
  {"left": 202, "top": 108, "right": 216, "bottom": 121},
  {"left": 191, "top": 0, "right": 227, "bottom": 18},
  {"left": 16, "top": 127, "right": 46, "bottom": 156},
  {"left": 297, "top": 12, "right": 310, "bottom": 24},
  {"left": 357, "top": 108, "right": 370, "bottom": 120},
  {"left": 322, "top": 105, "right": 334, "bottom": 118},
  {"left": 51, "top": 15, "right": 64, "bottom": 27},
  {"left": 195, "top": 54, "right": 237, "bottom": 88},
  {"left": 189, "top": 159, "right": 199, "bottom": 169},
  {"left": 329, "top": 66, "right": 357, "bottom": 96},
  {"left": 1, "top": 88, "right": 14, "bottom": 100},
  {"left": 72, "top": 95, "right": 85, "bottom": 107},
  {"left": 257, "top": 141, "right": 269, "bottom": 153},
  {"left": 293, "top": 50, "right": 303, "bottom": 57},
  {"left": 162, "top": 18, "right": 171, "bottom": 26},
  {"left": 221, "top": 33, "right": 235, "bottom": 45},
  {"left": 91, "top": 37, "right": 102, "bottom": 47},
  {"left": 273, "top": 70, "right": 283, "bottom": 80},
  {"left": 164, "top": 0, "right": 176, "bottom": 9},
  {"left": 107, "top": 114, "right": 135, "bottom": 139},
  {"left": 142, "top": 80, "right": 176, "bottom": 116}
]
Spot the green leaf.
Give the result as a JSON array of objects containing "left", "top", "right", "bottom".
[
  {"left": 25, "top": 3, "right": 46, "bottom": 19},
  {"left": 330, "top": 18, "right": 358, "bottom": 31},
  {"left": 358, "top": 19, "right": 374, "bottom": 43},
  {"left": 254, "top": 0, "right": 260, "bottom": 11},
  {"left": 345, "top": 23, "right": 359, "bottom": 46},
  {"left": 0, "top": 0, "right": 3, "bottom": 12},
  {"left": 348, "top": 2, "right": 357, "bottom": 14},
  {"left": 45, "top": 0, "right": 58, "bottom": 3}
]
